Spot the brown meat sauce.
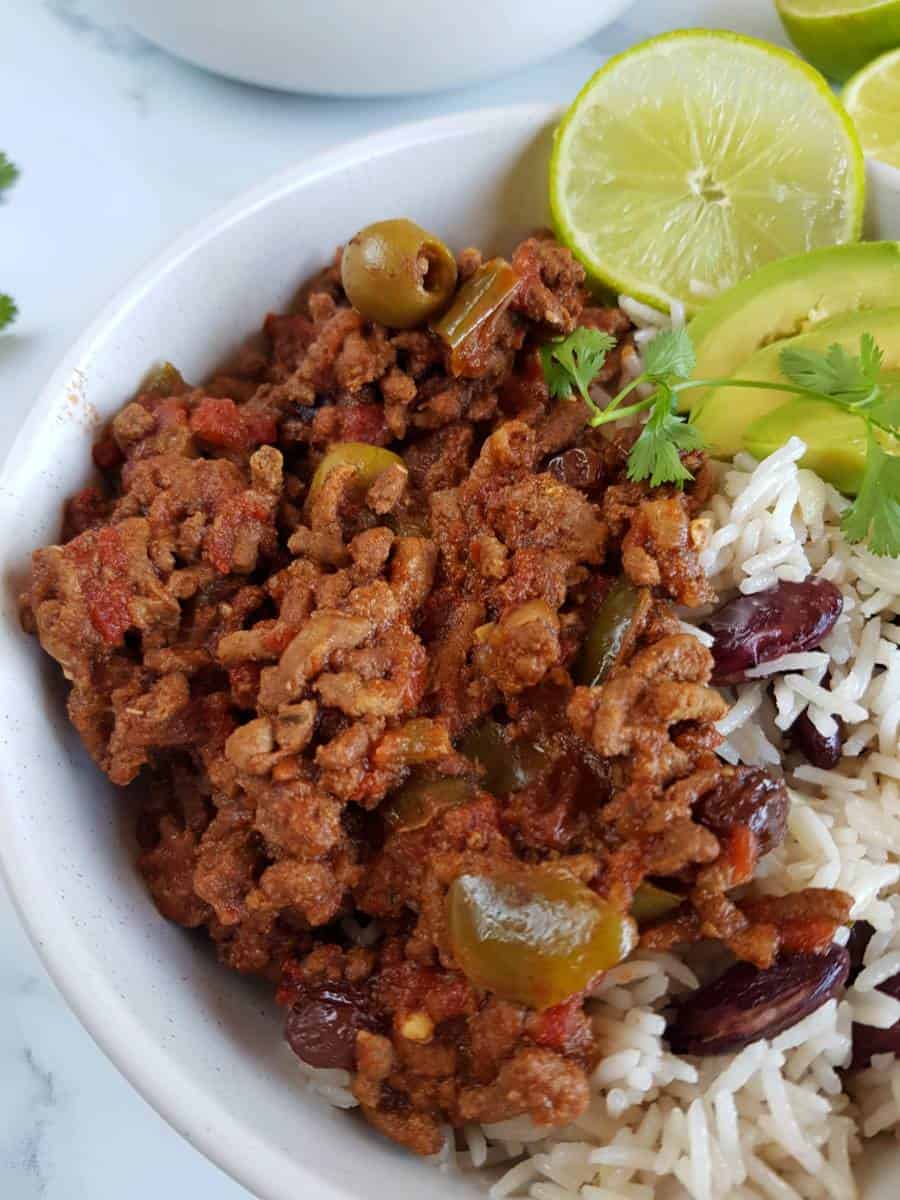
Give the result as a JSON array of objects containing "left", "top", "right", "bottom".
[{"left": 23, "top": 234, "right": 852, "bottom": 1155}]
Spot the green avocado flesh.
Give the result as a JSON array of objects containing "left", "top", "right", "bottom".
[
  {"left": 692, "top": 307, "right": 900, "bottom": 488},
  {"left": 743, "top": 398, "right": 869, "bottom": 494},
  {"left": 683, "top": 242, "right": 900, "bottom": 413}
]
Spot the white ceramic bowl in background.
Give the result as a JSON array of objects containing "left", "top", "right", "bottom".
[
  {"left": 1, "top": 105, "right": 899, "bottom": 1200},
  {"left": 115, "top": 0, "right": 635, "bottom": 95}
]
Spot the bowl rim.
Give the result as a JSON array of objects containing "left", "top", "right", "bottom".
[{"left": 0, "top": 101, "right": 558, "bottom": 1200}]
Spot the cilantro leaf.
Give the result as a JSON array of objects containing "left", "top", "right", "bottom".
[
  {"left": 860, "top": 331, "right": 884, "bottom": 382},
  {"left": 841, "top": 429, "right": 900, "bottom": 556},
  {"left": 0, "top": 153, "right": 18, "bottom": 197},
  {"left": 869, "top": 376, "right": 900, "bottom": 430},
  {"left": 627, "top": 385, "right": 705, "bottom": 488},
  {"left": 780, "top": 336, "right": 881, "bottom": 404},
  {"left": 539, "top": 343, "right": 576, "bottom": 399},
  {"left": 642, "top": 327, "right": 696, "bottom": 381},
  {"left": 595, "top": 322, "right": 900, "bottom": 557},
  {"left": 0, "top": 294, "right": 17, "bottom": 331},
  {"left": 539, "top": 327, "right": 616, "bottom": 404}
]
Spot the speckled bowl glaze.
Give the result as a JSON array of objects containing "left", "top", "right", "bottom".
[{"left": 1, "top": 106, "right": 898, "bottom": 1200}]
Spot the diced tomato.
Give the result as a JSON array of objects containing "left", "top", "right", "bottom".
[
  {"left": 67, "top": 525, "right": 132, "bottom": 644},
  {"left": 243, "top": 409, "right": 279, "bottom": 447},
  {"left": 313, "top": 402, "right": 389, "bottom": 446},
  {"left": 153, "top": 396, "right": 190, "bottom": 429},
  {"left": 91, "top": 436, "right": 123, "bottom": 471},
  {"left": 190, "top": 396, "right": 277, "bottom": 453},
  {"left": 725, "top": 826, "right": 756, "bottom": 885},
  {"left": 203, "top": 494, "right": 272, "bottom": 574},
  {"left": 779, "top": 918, "right": 840, "bottom": 956},
  {"left": 529, "top": 996, "right": 584, "bottom": 1051}
]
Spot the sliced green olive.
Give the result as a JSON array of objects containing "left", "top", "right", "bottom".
[
  {"left": 630, "top": 883, "right": 683, "bottom": 925},
  {"left": 448, "top": 869, "right": 637, "bottom": 1010},
  {"left": 308, "top": 441, "right": 405, "bottom": 504},
  {"left": 577, "top": 578, "right": 648, "bottom": 688},
  {"left": 459, "top": 719, "right": 547, "bottom": 797},
  {"left": 432, "top": 258, "right": 520, "bottom": 377},
  {"left": 139, "top": 361, "right": 187, "bottom": 398},
  {"left": 382, "top": 776, "right": 475, "bottom": 834},
  {"left": 341, "top": 219, "right": 457, "bottom": 330}
]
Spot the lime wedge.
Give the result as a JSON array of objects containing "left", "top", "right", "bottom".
[
  {"left": 845, "top": 47, "right": 900, "bottom": 167},
  {"left": 777, "top": 0, "right": 900, "bottom": 83},
  {"left": 550, "top": 31, "right": 865, "bottom": 314}
]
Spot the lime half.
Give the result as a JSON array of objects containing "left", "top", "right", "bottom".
[
  {"left": 777, "top": 0, "right": 900, "bottom": 83},
  {"left": 550, "top": 31, "right": 865, "bottom": 313},
  {"left": 845, "top": 47, "right": 900, "bottom": 167}
]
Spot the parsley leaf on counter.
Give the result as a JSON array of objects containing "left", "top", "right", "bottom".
[
  {"left": 0, "top": 152, "right": 19, "bottom": 331},
  {"left": 0, "top": 153, "right": 18, "bottom": 195},
  {"left": 0, "top": 295, "right": 17, "bottom": 330},
  {"left": 539, "top": 327, "right": 615, "bottom": 404}
]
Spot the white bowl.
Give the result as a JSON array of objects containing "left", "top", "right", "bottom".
[
  {"left": 115, "top": 0, "right": 635, "bottom": 96},
  {"left": 1, "top": 104, "right": 898, "bottom": 1200}
]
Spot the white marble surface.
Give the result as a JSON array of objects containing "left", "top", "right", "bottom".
[{"left": 0, "top": 2, "right": 786, "bottom": 1197}]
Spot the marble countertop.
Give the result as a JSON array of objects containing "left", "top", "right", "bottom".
[{"left": 0, "top": 2, "right": 786, "bottom": 1196}]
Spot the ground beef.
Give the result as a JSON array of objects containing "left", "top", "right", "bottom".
[{"left": 23, "top": 232, "right": 850, "bottom": 1156}]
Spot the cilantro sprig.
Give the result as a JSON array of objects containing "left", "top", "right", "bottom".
[
  {"left": 627, "top": 381, "right": 704, "bottom": 487},
  {"left": 0, "top": 152, "right": 19, "bottom": 331},
  {"left": 539, "top": 322, "right": 900, "bottom": 557},
  {"left": 540, "top": 328, "right": 616, "bottom": 404}
]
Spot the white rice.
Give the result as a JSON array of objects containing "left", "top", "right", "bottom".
[
  {"left": 483, "top": 435, "right": 900, "bottom": 1200},
  {"left": 293, "top": 386, "right": 900, "bottom": 1195}
]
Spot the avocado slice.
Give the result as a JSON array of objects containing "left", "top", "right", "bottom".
[
  {"left": 693, "top": 306, "right": 900, "bottom": 465},
  {"left": 743, "top": 371, "right": 900, "bottom": 494},
  {"left": 743, "top": 399, "right": 868, "bottom": 494},
  {"left": 683, "top": 242, "right": 900, "bottom": 413}
]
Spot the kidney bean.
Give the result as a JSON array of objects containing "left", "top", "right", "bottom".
[
  {"left": 667, "top": 945, "right": 849, "bottom": 1056},
  {"left": 846, "top": 920, "right": 875, "bottom": 983},
  {"left": 693, "top": 766, "right": 789, "bottom": 857},
  {"left": 703, "top": 578, "right": 842, "bottom": 685},
  {"left": 284, "top": 981, "right": 379, "bottom": 1071},
  {"left": 852, "top": 970, "right": 900, "bottom": 1069},
  {"left": 791, "top": 707, "right": 843, "bottom": 769}
]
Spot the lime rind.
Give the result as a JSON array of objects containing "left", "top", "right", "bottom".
[
  {"left": 777, "top": 0, "right": 900, "bottom": 83},
  {"left": 550, "top": 30, "right": 866, "bottom": 314}
]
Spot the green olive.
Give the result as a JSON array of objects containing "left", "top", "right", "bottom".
[
  {"left": 382, "top": 776, "right": 475, "bottom": 834},
  {"left": 340, "top": 219, "right": 458, "bottom": 329},
  {"left": 630, "top": 882, "right": 683, "bottom": 925},
  {"left": 307, "top": 441, "right": 405, "bottom": 504},
  {"left": 139, "top": 361, "right": 187, "bottom": 398},
  {"left": 448, "top": 869, "right": 637, "bottom": 1010}
]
